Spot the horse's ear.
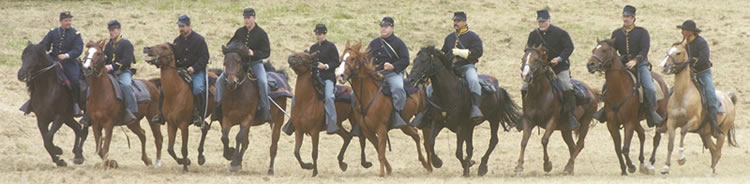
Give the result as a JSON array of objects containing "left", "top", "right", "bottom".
[
  {"left": 27, "top": 40, "right": 32, "bottom": 47},
  {"left": 608, "top": 38, "right": 615, "bottom": 45},
  {"left": 345, "top": 41, "right": 350, "bottom": 48},
  {"left": 596, "top": 37, "right": 600, "bottom": 43},
  {"left": 221, "top": 45, "right": 227, "bottom": 54}
]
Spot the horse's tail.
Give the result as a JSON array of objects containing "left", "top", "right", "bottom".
[
  {"left": 496, "top": 87, "right": 522, "bottom": 131},
  {"left": 727, "top": 91, "right": 738, "bottom": 147}
]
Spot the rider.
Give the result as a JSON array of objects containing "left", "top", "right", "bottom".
[
  {"left": 677, "top": 20, "right": 723, "bottom": 138},
  {"left": 214, "top": 8, "right": 273, "bottom": 123},
  {"left": 103, "top": 20, "right": 138, "bottom": 123},
  {"left": 38, "top": 11, "right": 84, "bottom": 117},
  {"left": 368, "top": 16, "right": 410, "bottom": 129},
  {"left": 523, "top": 9, "right": 578, "bottom": 130},
  {"left": 593, "top": 5, "right": 664, "bottom": 127},
  {"left": 440, "top": 11, "right": 484, "bottom": 123}
]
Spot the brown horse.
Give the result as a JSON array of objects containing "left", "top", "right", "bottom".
[
  {"left": 340, "top": 41, "right": 432, "bottom": 177},
  {"left": 286, "top": 50, "right": 370, "bottom": 176},
  {"left": 514, "top": 45, "right": 599, "bottom": 175},
  {"left": 407, "top": 46, "right": 522, "bottom": 176},
  {"left": 81, "top": 40, "right": 163, "bottom": 168},
  {"left": 143, "top": 43, "right": 216, "bottom": 171},
  {"left": 658, "top": 40, "right": 738, "bottom": 175},
  {"left": 218, "top": 43, "right": 288, "bottom": 174},
  {"left": 18, "top": 41, "right": 86, "bottom": 167},
  {"left": 587, "top": 39, "right": 669, "bottom": 175}
]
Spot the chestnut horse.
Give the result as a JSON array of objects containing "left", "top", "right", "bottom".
[
  {"left": 143, "top": 43, "right": 216, "bottom": 171},
  {"left": 658, "top": 40, "right": 737, "bottom": 175},
  {"left": 218, "top": 43, "right": 288, "bottom": 174},
  {"left": 407, "top": 46, "right": 522, "bottom": 176},
  {"left": 514, "top": 45, "right": 598, "bottom": 175},
  {"left": 340, "top": 41, "right": 432, "bottom": 177},
  {"left": 81, "top": 40, "right": 163, "bottom": 168},
  {"left": 18, "top": 41, "right": 86, "bottom": 167},
  {"left": 286, "top": 50, "right": 370, "bottom": 176},
  {"left": 587, "top": 39, "right": 668, "bottom": 175}
]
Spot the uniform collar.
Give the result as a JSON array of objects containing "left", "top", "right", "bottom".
[
  {"left": 112, "top": 35, "right": 122, "bottom": 45},
  {"left": 456, "top": 26, "right": 469, "bottom": 35},
  {"left": 687, "top": 35, "right": 696, "bottom": 43},
  {"left": 624, "top": 24, "right": 635, "bottom": 32},
  {"left": 317, "top": 39, "right": 328, "bottom": 46}
]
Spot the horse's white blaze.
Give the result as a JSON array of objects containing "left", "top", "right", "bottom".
[
  {"left": 660, "top": 56, "right": 669, "bottom": 68},
  {"left": 595, "top": 44, "right": 602, "bottom": 50},
  {"left": 521, "top": 53, "right": 531, "bottom": 78},
  {"left": 83, "top": 47, "right": 97, "bottom": 68},
  {"left": 335, "top": 52, "right": 349, "bottom": 76}
]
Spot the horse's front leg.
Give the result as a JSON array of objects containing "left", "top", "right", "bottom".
[
  {"left": 514, "top": 117, "right": 533, "bottom": 173},
  {"left": 540, "top": 119, "right": 556, "bottom": 173}
]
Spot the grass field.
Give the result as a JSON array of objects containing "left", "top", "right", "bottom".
[{"left": 1, "top": 0, "right": 749, "bottom": 183}]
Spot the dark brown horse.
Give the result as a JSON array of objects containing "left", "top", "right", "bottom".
[
  {"left": 218, "top": 43, "right": 288, "bottom": 174},
  {"left": 143, "top": 43, "right": 216, "bottom": 171},
  {"left": 587, "top": 39, "right": 668, "bottom": 175},
  {"left": 287, "top": 50, "right": 372, "bottom": 176},
  {"left": 340, "top": 41, "right": 432, "bottom": 177},
  {"left": 18, "top": 41, "right": 86, "bottom": 167},
  {"left": 81, "top": 40, "right": 163, "bottom": 168},
  {"left": 514, "top": 45, "right": 599, "bottom": 175},
  {"left": 406, "top": 46, "right": 522, "bottom": 176}
]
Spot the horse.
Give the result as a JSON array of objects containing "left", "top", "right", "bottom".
[
  {"left": 514, "top": 45, "right": 599, "bottom": 175},
  {"left": 658, "top": 40, "right": 738, "bottom": 175},
  {"left": 17, "top": 41, "right": 86, "bottom": 167},
  {"left": 406, "top": 46, "right": 522, "bottom": 176},
  {"left": 339, "top": 41, "right": 432, "bottom": 177},
  {"left": 143, "top": 43, "right": 217, "bottom": 171},
  {"left": 81, "top": 40, "right": 163, "bottom": 168},
  {"left": 586, "top": 39, "right": 669, "bottom": 175},
  {"left": 286, "top": 50, "right": 372, "bottom": 176},
  {"left": 217, "top": 43, "right": 288, "bottom": 174}
]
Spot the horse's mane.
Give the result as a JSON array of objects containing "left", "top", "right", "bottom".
[{"left": 418, "top": 46, "right": 452, "bottom": 69}]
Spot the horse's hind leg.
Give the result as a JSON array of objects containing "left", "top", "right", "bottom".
[
  {"left": 63, "top": 118, "right": 85, "bottom": 165},
  {"left": 148, "top": 121, "right": 163, "bottom": 168},
  {"left": 621, "top": 121, "right": 637, "bottom": 173},
  {"left": 197, "top": 121, "right": 209, "bottom": 166},
  {"left": 268, "top": 113, "right": 283, "bottom": 175},
  {"left": 700, "top": 134, "right": 720, "bottom": 174},
  {"left": 400, "top": 126, "right": 430, "bottom": 172},
  {"left": 335, "top": 127, "right": 352, "bottom": 172},
  {"left": 179, "top": 124, "right": 191, "bottom": 171},
  {"left": 166, "top": 121, "right": 183, "bottom": 166},
  {"left": 454, "top": 126, "right": 468, "bottom": 176},
  {"left": 561, "top": 130, "right": 577, "bottom": 175},
  {"left": 127, "top": 122, "right": 151, "bottom": 166},
  {"left": 310, "top": 130, "right": 320, "bottom": 176},
  {"left": 648, "top": 127, "right": 662, "bottom": 174},
  {"left": 634, "top": 124, "right": 651, "bottom": 175},
  {"left": 479, "top": 121, "right": 499, "bottom": 176},
  {"left": 607, "top": 122, "right": 628, "bottom": 175}
]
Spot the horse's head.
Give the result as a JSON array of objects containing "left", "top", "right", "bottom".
[
  {"left": 81, "top": 39, "right": 107, "bottom": 77},
  {"left": 407, "top": 46, "right": 447, "bottom": 88},
  {"left": 660, "top": 40, "right": 690, "bottom": 75},
  {"left": 587, "top": 38, "right": 617, "bottom": 74},
  {"left": 222, "top": 41, "right": 251, "bottom": 89},
  {"left": 143, "top": 42, "right": 175, "bottom": 69},
  {"left": 287, "top": 49, "right": 318, "bottom": 75},
  {"left": 520, "top": 45, "right": 549, "bottom": 84},
  {"left": 18, "top": 41, "right": 50, "bottom": 82},
  {"left": 339, "top": 41, "right": 381, "bottom": 83}
]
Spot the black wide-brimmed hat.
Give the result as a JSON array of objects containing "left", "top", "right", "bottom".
[
  {"left": 453, "top": 11, "right": 467, "bottom": 20},
  {"left": 536, "top": 10, "right": 550, "bottom": 22},
  {"left": 676, "top": 20, "right": 702, "bottom": 33},
  {"left": 314, "top": 24, "right": 327, "bottom": 34},
  {"left": 107, "top": 19, "right": 121, "bottom": 30},
  {"left": 623, "top": 5, "right": 636, "bottom": 17},
  {"left": 59, "top": 11, "right": 73, "bottom": 20}
]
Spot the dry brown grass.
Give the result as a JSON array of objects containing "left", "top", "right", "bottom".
[{"left": 1, "top": 0, "right": 749, "bottom": 183}]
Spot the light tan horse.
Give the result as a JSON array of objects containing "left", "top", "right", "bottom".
[{"left": 658, "top": 40, "right": 738, "bottom": 175}]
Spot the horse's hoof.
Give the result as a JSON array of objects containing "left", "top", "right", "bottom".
[
  {"left": 267, "top": 169, "right": 274, "bottom": 176},
  {"left": 73, "top": 157, "right": 85, "bottom": 165},
  {"left": 564, "top": 164, "right": 574, "bottom": 175},
  {"left": 301, "top": 163, "right": 314, "bottom": 170},
  {"left": 339, "top": 162, "right": 348, "bottom": 172},
  {"left": 183, "top": 158, "right": 191, "bottom": 166},
  {"left": 154, "top": 160, "right": 162, "bottom": 168},
  {"left": 661, "top": 166, "right": 670, "bottom": 175},
  {"left": 543, "top": 161, "right": 552, "bottom": 173},
  {"left": 52, "top": 146, "right": 63, "bottom": 155},
  {"left": 55, "top": 159, "right": 68, "bottom": 167},
  {"left": 639, "top": 163, "right": 654, "bottom": 175},
  {"left": 223, "top": 148, "right": 235, "bottom": 161},
  {"left": 143, "top": 158, "right": 153, "bottom": 166},
  {"left": 107, "top": 160, "right": 119, "bottom": 169},
  {"left": 431, "top": 156, "right": 443, "bottom": 168},
  {"left": 678, "top": 157, "right": 687, "bottom": 166},
  {"left": 361, "top": 161, "right": 372, "bottom": 169},
  {"left": 312, "top": 169, "right": 318, "bottom": 177},
  {"left": 198, "top": 155, "right": 206, "bottom": 166},
  {"left": 462, "top": 169, "right": 470, "bottom": 177},
  {"left": 514, "top": 166, "right": 524, "bottom": 173},
  {"left": 229, "top": 165, "right": 242, "bottom": 173},
  {"left": 628, "top": 164, "right": 637, "bottom": 173},
  {"left": 478, "top": 164, "right": 488, "bottom": 176}
]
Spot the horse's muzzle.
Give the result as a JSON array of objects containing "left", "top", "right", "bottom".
[{"left": 586, "top": 62, "right": 599, "bottom": 74}]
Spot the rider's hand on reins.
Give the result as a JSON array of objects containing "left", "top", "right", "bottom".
[
  {"left": 626, "top": 60, "right": 637, "bottom": 69},
  {"left": 384, "top": 63, "right": 394, "bottom": 71}
]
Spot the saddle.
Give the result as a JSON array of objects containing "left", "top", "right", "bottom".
[
  {"left": 176, "top": 67, "right": 218, "bottom": 91},
  {"left": 600, "top": 69, "right": 665, "bottom": 105},
  {"left": 103, "top": 73, "right": 152, "bottom": 103},
  {"left": 546, "top": 72, "right": 592, "bottom": 105}
]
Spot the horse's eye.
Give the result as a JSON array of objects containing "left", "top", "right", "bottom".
[{"left": 675, "top": 53, "right": 681, "bottom": 56}]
